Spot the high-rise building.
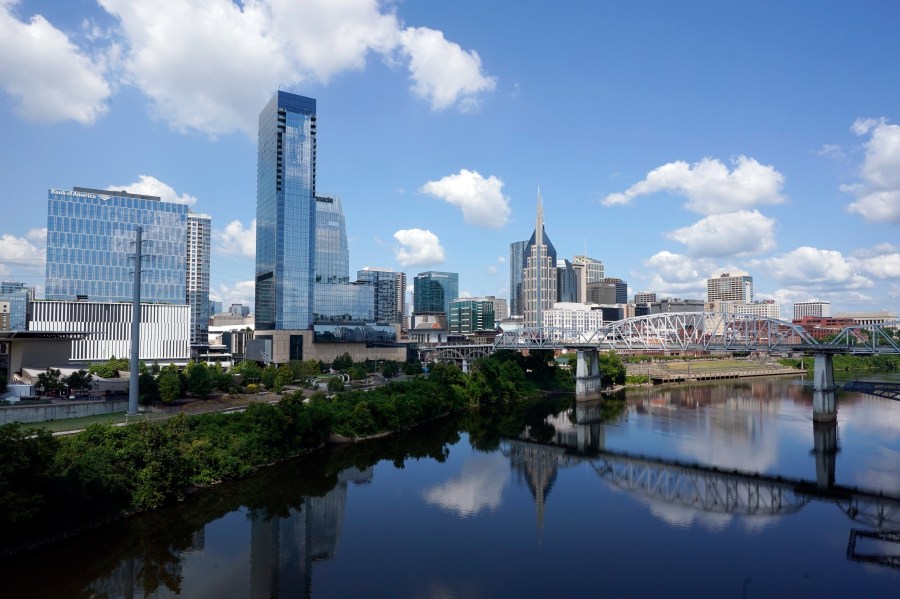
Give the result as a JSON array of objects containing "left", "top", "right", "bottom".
[
  {"left": 509, "top": 240, "right": 528, "bottom": 316},
  {"left": 634, "top": 291, "right": 657, "bottom": 304},
  {"left": 523, "top": 194, "right": 557, "bottom": 328},
  {"left": 726, "top": 300, "right": 780, "bottom": 319},
  {"left": 357, "top": 268, "right": 406, "bottom": 327},
  {"left": 572, "top": 255, "right": 604, "bottom": 303},
  {"left": 186, "top": 212, "right": 211, "bottom": 345},
  {"left": 587, "top": 278, "right": 628, "bottom": 305},
  {"left": 414, "top": 271, "right": 458, "bottom": 317},
  {"left": 557, "top": 259, "right": 578, "bottom": 303},
  {"left": 707, "top": 271, "right": 753, "bottom": 306},
  {"left": 449, "top": 298, "right": 496, "bottom": 335},
  {"left": 484, "top": 295, "right": 508, "bottom": 322},
  {"left": 793, "top": 301, "right": 831, "bottom": 320},
  {"left": 0, "top": 281, "right": 33, "bottom": 330},
  {"left": 255, "top": 91, "right": 317, "bottom": 330}
]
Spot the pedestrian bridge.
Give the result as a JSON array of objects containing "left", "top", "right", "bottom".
[{"left": 424, "top": 313, "right": 900, "bottom": 414}]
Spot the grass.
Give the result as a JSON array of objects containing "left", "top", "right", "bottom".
[
  {"left": 662, "top": 359, "right": 788, "bottom": 373},
  {"left": 27, "top": 410, "right": 170, "bottom": 433}
]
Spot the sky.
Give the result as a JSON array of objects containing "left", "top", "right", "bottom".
[{"left": 2, "top": 0, "right": 900, "bottom": 318}]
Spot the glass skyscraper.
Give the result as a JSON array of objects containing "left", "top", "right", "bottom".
[
  {"left": 46, "top": 187, "right": 188, "bottom": 304},
  {"left": 256, "top": 91, "right": 317, "bottom": 330},
  {"left": 509, "top": 240, "right": 527, "bottom": 316},
  {"left": 357, "top": 268, "right": 406, "bottom": 325},
  {"left": 413, "top": 271, "right": 459, "bottom": 317},
  {"left": 0, "top": 281, "right": 33, "bottom": 330}
]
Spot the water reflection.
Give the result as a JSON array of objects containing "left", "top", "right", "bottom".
[{"left": 423, "top": 453, "right": 509, "bottom": 517}]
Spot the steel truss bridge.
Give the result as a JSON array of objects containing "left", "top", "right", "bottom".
[{"left": 425, "top": 313, "right": 900, "bottom": 363}]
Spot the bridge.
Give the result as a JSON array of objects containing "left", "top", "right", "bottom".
[{"left": 424, "top": 312, "right": 900, "bottom": 418}]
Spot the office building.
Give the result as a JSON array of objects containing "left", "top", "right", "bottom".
[
  {"left": 0, "top": 281, "right": 33, "bottom": 330},
  {"left": 650, "top": 298, "right": 706, "bottom": 314},
  {"left": 522, "top": 194, "right": 557, "bottom": 328},
  {"left": 707, "top": 271, "right": 753, "bottom": 306},
  {"left": 557, "top": 259, "right": 578, "bottom": 303},
  {"left": 634, "top": 291, "right": 657, "bottom": 304},
  {"left": 414, "top": 271, "right": 458, "bottom": 317},
  {"left": 586, "top": 278, "right": 627, "bottom": 305},
  {"left": 208, "top": 300, "right": 223, "bottom": 317},
  {"left": 357, "top": 268, "right": 406, "bottom": 327},
  {"left": 449, "top": 298, "right": 496, "bottom": 335},
  {"left": 725, "top": 300, "right": 781, "bottom": 319},
  {"left": 572, "top": 255, "right": 604, "bottom": 303},
  {"left": 0, "top": 302, "right": 9, "bottom": 331},
  {"left": 186, "top": 212, "right": 211, "bottom": 345},
  {"left": 543, "top": 302, "right": 604, "bottom": 341},
  {"left": 485, "top": 296, "right": 508, "bottom": 322},
  {"left": 833, "top": 311, "right": 898, "bottom": 326},
  {"left": 509, "top": 240, "right": 528, "bottom": 316},
  {"left": 793, "top": 301, "right": 831, "bottom": 320},
  {"left": 255, "top": 91, "right": 318, "bottom": 331}
]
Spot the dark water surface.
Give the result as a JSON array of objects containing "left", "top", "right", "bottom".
[{"left": 3, "top": 376, "right": 899, "bottom": 598}]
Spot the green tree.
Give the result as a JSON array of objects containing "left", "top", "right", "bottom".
[
  {"left": 0, "top": 373, "right": 8, "bottom": 394},
  {"left": 158, "top": 366, "right": 182, "bottom": 403},
  {"left": 289, "top": 360, "right": 321, "bottom": 380},
  {"left": 348, "top": 366, "right": 367, "bottom": 381},
  {"left": 235, "top": 360, "right": 262, "bottom": 387},
  {"left": 186, "top": 362, "right": 213, "bottom": 398},
  {"left": 63, "top": 370, "right": 93, "bottom": 396},
  {"left": 0, "top": 424, "right": 59, "bottom": 531},
  {"left": 403, "top": 361, "right": 424, "bottom": 376},
  {"left": 327, "top": 376, "right": 345, "bottom": 392},
  {"left": 88, "top": 356, "right": 130, "bottom": 378},
  {"left": 382, "top": 360, "right": 400, "bottom": 378},
  {"left": 36, "top": 368, "right": 63, "bottom": 396},
  {"left": 260, "top": 364, "right": 278, "bottom": 390},
  {"left": 598, "top": 351, "right": 626, "bottom": 386},
  {"left": 274, "top": 365, "right": 294, "bottom": 393},
  {"left": 332, "top": 352, "right": 354, "bottom": 372}
]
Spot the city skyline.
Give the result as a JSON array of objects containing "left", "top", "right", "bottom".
[{"left": 2, "top": 1, "right": 900, "bottom": 317}]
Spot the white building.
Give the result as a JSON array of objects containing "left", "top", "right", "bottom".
[
  {"left": 29, "top": 300, "right": 190, "bottom": 363},
  {"left": 187, "top": 212, "right": 211, "bottom": 346},
  {"left": 707, "top": 271, "right": 753, "bottom": 309},
  {"left": 543, "top": 302, "right": 604, "bottom": 341},
  {"left": 833, "top": 311, "right": 898, "bottom": 327},
  {"left": 572, "top": 255, "right": 604, "bottom": 303},
  {"left": 725, "top": 300, "right": 781, "bottom": 319},
  {"left": 793, "top": 301, "right": 831, "bottom": 320}
]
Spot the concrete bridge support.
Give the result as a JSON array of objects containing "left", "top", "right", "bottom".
[
  {"left": 575, "top": 350, "right": 603, "bottom": 401},
  {"left": 812, "top": 353, "right": 837, "bottom": 422}
]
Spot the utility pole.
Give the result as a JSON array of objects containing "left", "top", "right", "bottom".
[{"left": 129, "top": 226, "right": 143, "bottom": 416}]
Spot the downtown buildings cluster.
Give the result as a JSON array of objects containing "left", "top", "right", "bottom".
[{"left": 1, "top": 90, "right": 897, "bottom": 385}]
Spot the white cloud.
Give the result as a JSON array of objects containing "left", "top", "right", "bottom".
[
  {"left": 0, "top": 230, "right": 45, "bottom": 278},
  {"left": 640, "top": 251, "right": 711, "bottom": 297},
  {"left": 760, "top": 246, "right": 873, "bottom": 290},
  {"left": 603, "top": 155, "right": 786, "bottom": 215},
  {"left": 95, "top": 0, "right": 494, "bottom": 136},
  {"left": 667, "top": 210, "right": 776, "bottom": 257},
  {"left": 851, "top": 244, "right": 900, "bottom": 279},
  {"left": 393, "top": 228, "right": 445, "bottom": 267},
  {"left": 214, "top": 219, "right": 256, "bottom": 258},
  {"left": 0, "top": 0, "right": 111, "bottom": 124},
  {"left": 420, "top": 169, "right": 510, "bottom": 228},
  {"left": 209, "top": 279, "right": 255, "bottom": 310},
  {"left": 486, "top": 265, "right": 498, "bottom": 275},
  {"left": 399, "top": 26, "right": 496, "bottom": 111},
  {"left": 845, "top": 118, "right": 900, "bottom": 223},
  {"left": 107, "top": 175, "right": 197, "bottom": 205}
]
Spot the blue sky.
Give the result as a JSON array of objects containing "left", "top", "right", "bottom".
[{"left": 2, "top": 0, "right": 900, "bottom": 317}]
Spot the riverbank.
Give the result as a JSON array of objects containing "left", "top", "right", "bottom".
[{"left": 626, "top": 358, "right": 803, "bottom": 385}]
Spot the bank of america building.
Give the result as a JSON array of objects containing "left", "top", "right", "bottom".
[{"left": 32, "top": 187, "right": 210, "bottom": 363}]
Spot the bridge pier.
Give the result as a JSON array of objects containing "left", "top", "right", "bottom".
[
  {"left": 575, "top": 350, "right": 603, "bottom": 401},
  {"left": 812, "top": 353, "right": 837, "bottom": 422}
]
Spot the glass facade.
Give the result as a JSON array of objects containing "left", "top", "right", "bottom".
[
  {"left": 314, "top": 195, "right": 349, "bottom": 285},
  {"left": 509, "top": 240, "right": 527, "bottom": 316},
  {"left": 523, "top": 226, "right": 557, "bottom": 328},
  {"left": 449, "top": 298, "right": 495, "bottom": 335},
  {"left": 357, "top": 268, "right": 405, "bottom": 324},
  {"left": 556, "top": 259, "right": 578, "bottom": 303},
  {"left": 314, "top": 323, "right": 397, "bottom": 344},
  {"left": 255, "top": 91, "right": 317, "bottom": 330},
  {"left": 0, "top": 282, "right": 33, "bottom": 330},
  {"left": 313, "top": 282, "right": 374, "bottom": 323},
  {"left": 186, "top": 213, "right": 211, "bottom": 345},
  {"left": 45, "top": 188, "right": 187, "bottom": 304},
  {"left": 413, "top": 271, "right": 458, "bottom": 316}
]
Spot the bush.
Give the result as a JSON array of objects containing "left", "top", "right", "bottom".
[{"left": 245, "top": 383, "right": 259, "bottom": 394}]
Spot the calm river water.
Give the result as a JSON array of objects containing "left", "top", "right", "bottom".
[{"left": 3, "top": 375, "right": 899, "bottom": 598}]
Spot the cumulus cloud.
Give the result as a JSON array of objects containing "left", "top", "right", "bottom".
[
  {"left": 393, "top": 228, "right": 445, "bottom": 267},
  {"left": 423, "top": 453, "right": 509, "bottom": 517},
  {"left": 667, "top": 210, "right": 776, "bottom": 257},
  {"left": 851, "top": 244, "right": 900, "bottom": 279},
  {"left": 844, "top": 118, "right": 900, "bottom": 223},
  {"left": 420, "top": 169, "right": 510, "bottom": 228},
  {"left": 760, "top": 246, "right": 873, "bottom": 290},
  {"left": 95, "top": 0, "right": 494, "bottom": 136},
  {"left": 0, "top": 0, "right": 111, "bottom": 124},
  {"left": 399, "top": 26, "right": 496, "bottom": 111},
  {"left": 0, "top": 229, "right": 46, "bottom": 278},
  {"left": 603, "top": 155, "right": 786, "bottom": 215},
  {"left": 640, "top": 251, "right": 712, "bottom": 297},
  {"left": 107, "top": 175, "right": 197, "bottom": 205},
  {"left": 214, "top": 219, "right": 256, "bottom": 258}
]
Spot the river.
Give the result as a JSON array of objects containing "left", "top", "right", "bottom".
[{"left": 2, "top": 375, "right": 899, "bottom": 597}]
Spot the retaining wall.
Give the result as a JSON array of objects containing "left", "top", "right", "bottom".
[{"left": 0, "top": 399, "right": 128, "bottom": 424}]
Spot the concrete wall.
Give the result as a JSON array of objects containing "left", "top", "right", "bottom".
[{"left": 0, "top": 399, "right": 128, "bottom": 424}]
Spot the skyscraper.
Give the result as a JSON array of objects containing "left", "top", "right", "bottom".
[
  {"left": 572, "top": 255, "right": 604, "bottom": 303},
  {"left": 357, "top": 268, "right": 406, "bottom": 327},
  {"left": 414, "top": 271, "right": 459, "bottom": 317},
  {"left": 186, "top": 212, "right": 211, "bottom": 345},
  {"left": 509, "top": 240, "right": 528, "bottom": 316},
  {"left": 522, "top": 193, "right": 557, "bottom": 328},
  {"left": 707, "top": 271, "right": 753, "bottom": 309},
  {"left": 255, "top": 91, "right": 317, "bottom": 330}
]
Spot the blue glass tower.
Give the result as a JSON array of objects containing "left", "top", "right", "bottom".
[
  {"left": 45, "top": 187, "right": 187, "bottom": 303},
  {"left": 256, "top": 91, "right": 317, "bottom": 330},
  {"left": 413, "top": 271, "right": 459, "bottom": 317}
]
